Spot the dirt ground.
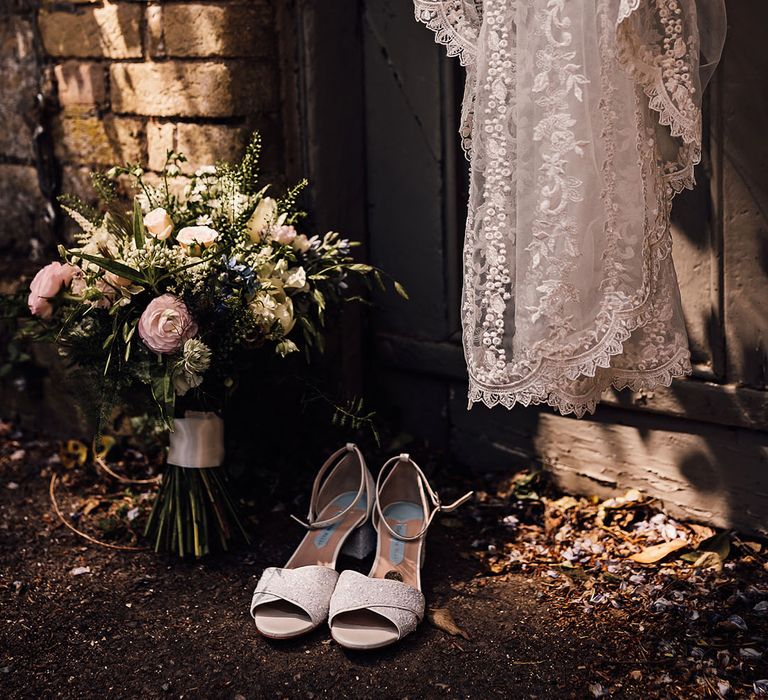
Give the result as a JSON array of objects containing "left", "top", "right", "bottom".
[{"left": 1, "top": 430, "right": 767, "bottom": 699}]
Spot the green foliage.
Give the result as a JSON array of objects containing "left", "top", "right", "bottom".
[
  {"left": 4, "top": 130, "right": 406, "bottom": 433},
  {"left": 236, "top": 131, "right": 262, "bottom": 194},
  {"left": 331, "top": 396, "right": 380, "bottom": 446}
]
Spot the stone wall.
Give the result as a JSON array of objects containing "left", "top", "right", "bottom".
[
  {"left": 0, "top": 0, "right": 291, "bottom": 434},
  {"left": 0, "top": 0, "right": 285, "bottom": 278}
]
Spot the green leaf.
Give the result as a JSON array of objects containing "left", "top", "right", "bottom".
[
  {"left": 102, "top": 331, "right": 116, "bottom": 350},
  {"left": 71, "top": 251, "right": 147, "bottom": 285},
  {"left": 132, "top": 197, "right": 145, "bottom": 248},
  {"left": 394, "top": 281, "right": 410, "bottom": 300},
  {"left": 312, "top": 288, "right": 325, "bottom": 313},
  {"left": 122, "top": 319, "right": 138, "bottom": 343},
  {"left": 151, "top": 363, "right": 176, "bottom": 429},
  {"left": 680, "top": 531, "right": 731, "bottom": 564}
]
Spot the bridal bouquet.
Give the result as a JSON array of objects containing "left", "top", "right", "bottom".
[{"left": 17, "top": 133, "right": 399, "bottom": 556}]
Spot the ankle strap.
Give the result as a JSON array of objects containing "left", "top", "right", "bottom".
[
  {"left": 374, "top": 453, "right": 473, "bottom": 542},
  {"left": 290, "top": 443, "right": 371, "bottom": 530}
]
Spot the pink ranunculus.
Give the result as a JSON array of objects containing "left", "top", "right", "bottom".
[
  {"left": 271, "top": 225, "right": 297, "bottom": 246},
  {"left": 138, "top": 294, "right": 198, "bottom": 354},
  {"left": 27, "top": 262, "right": 76, "bottom": 319}
]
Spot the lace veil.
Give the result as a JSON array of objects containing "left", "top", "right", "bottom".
[{"left": 414, "top": 0, "right": 727, "bottom": 416}]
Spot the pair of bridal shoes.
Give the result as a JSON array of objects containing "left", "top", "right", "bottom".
[{"left": 250, "top": 443, "right": 472, "bottom": 650}]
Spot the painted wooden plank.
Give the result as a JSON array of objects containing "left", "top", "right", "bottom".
[
  {"left": 671, "top": 182, "right": 718, "bottom": 372},
  {"left": 721, "top": 1, "right": 768, "bottom": 389},
  {"left": 363, "top": 0, "right": 450, "bottom": 339},
  {"left": 285, "top": 0, "right": 369, "bottom": 394},
  {"left": 374, "top": 369, "right": 450, "bottom": 448},
  {"left": 377, "top": 332, "right": 768, "bottom": 432},
  {"left": 449, "top": 386, "right": 768, "bottom": 535},
  {"left": 295, "top": 0, "right": 367, "bottom": 238},
  {"left": 600, "top": 381, "right": 768, "bottom": 433},
  {"left": 534, "top": 411, "right": 768, "bottom": 536}
]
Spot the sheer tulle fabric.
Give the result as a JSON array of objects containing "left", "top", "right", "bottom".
[{"left": 414, "top": 0, "right": 726, "bottom": 416}]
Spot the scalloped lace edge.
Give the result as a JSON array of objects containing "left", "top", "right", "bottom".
[
  {"left": 617, "top": 0, "right": 643, "bottom": 25},
  {"left": 413, "top": 1, "right": 477, "bottom": 67},
  {"left": 617, "top": 1, "right": 703, "bottom": 194},
  {"left": 468, "top": 345, "right": 692, "bottom": 418}
]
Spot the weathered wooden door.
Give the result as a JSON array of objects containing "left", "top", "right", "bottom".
[{"left": 361, "top": 1, "right": 768, "bottom": 534}]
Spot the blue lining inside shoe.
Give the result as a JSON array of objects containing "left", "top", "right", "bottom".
[{"left": 382, "top": 502, "right": 422, "bottom": 565}]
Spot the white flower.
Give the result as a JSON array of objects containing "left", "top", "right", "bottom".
[
  {"left": 173, "top": 372, "right": 202, "bottom": 396},
  {"left": 292, "top": 234, "right": 312, "bottom": 254},
  {"left": 195, "top": 165, "right": 217, "bottom": 177},
  {"left": 274, "top": 296, "right": 295, "bottom": 334},
  {"left": 245, "top": 197, "right": 277, "bottom": 243},
  {"left": 81, "top": 227, "right": 119, "bottom": 260},
  {"left": 251, "top": 291, "right": 295, "bottom": 334},
  {"left": 174, "top": 338, "right": 211, "bottom": 396},
  {"left": 283, "top": 266, "right": 306, "bottom": 290},
  {"left": 143, "top": 207, "right": 174, "bottom": 240},
  {"left": 176, "top": 226, "right": 219, "bottom": 256},
  {"left": 181, "top": 338, "right": 211, "bottom": 375},
  {"left": 136, "top": 193, "right": 150, "bottom": 213}
]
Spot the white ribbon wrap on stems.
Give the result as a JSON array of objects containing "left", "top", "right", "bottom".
[{"left": 167, "top": 411, "right": 225, "bottom": 469}]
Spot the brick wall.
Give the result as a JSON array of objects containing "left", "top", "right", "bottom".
[
  {"left": 0, "top": 0, "right": 285, "bottom": 277},
  {"left": 0, "top": 0, "right": 291, "bottom": 433}
]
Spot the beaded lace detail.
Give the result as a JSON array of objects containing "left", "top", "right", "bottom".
[{"left": 415, "top": 0, "right": 723, "bottom": 416}]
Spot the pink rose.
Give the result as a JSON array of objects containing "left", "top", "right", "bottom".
[
  {"left": 176, "top": 226, "right": 218, "bottom": 256},
  {"left": 271, "top": 225, "right": 297, "bottom": 246},
  {"left": 138, "top": 294, "right": 198, "bottom": 354},
  {"left": 27, "top": 262, "right": 76, "bottom": 319},
  {"left": 143, "top": 207, "right": 174, "bottom": 240}
]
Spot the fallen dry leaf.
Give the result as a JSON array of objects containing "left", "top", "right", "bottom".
[
  {"left": 630, "top": 539, "right": 688, "bottom": 564},
  {"left": 551, "top": 496, "right": 580, "bottom": 512},
  {"left": 688, "top": 523, "right": 716, "bottom": 541},
  {"left": 93, "top": 435, "right": 116, "bottom": 460},
  {"left": 739, "top": 540, "right": 763, "bottom": 554},
  {"left": 427, "top": 608, "right": 470, "bottom": 640},
  {"left": 80, "top": 497, "right": 102, "bottom": 516},
  {"left": 681, "top": 531, "right": 731, "bottom": 565},
  {"left": 60, "top": 440, "right": 88, "bottom": 469},
  {"left": 694, "top": 550, "right": 724, "bottom": 572}
]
